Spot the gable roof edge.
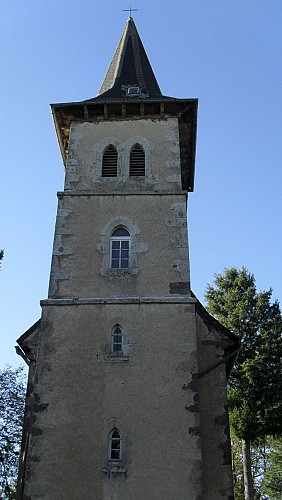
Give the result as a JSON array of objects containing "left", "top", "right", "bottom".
[{"left": 192, "top": 292, "right": 240, "bottom": 378}]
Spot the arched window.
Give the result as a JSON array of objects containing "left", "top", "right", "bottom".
[
  {"left": 111, "top": 228, "right": 130, "bottom": 269},
  {"left": 108, "top": 429, "right": 121, "bottom": 461},
  {"left": 102, "top": 145, "right": 118, "bottom": 177},
  {"left": 129, "top": 144, "right": 145, "bottom": 176},
  {"left": 112, "top": 324, "right": 123, "bottom": 353}
]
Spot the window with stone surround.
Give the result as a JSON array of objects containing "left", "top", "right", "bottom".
[
  {"left": 110, "top": 227, "right": 130, "bottom": 269},
  {"left": 98, "top": 217, "right": 147, "bottom": 276},
  {"left": 94, "top": 136, "right": 152, "bottom": 183}
]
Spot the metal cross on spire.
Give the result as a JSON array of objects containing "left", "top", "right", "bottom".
[{"left": 123, "top": 6, "right": 138, "bottom": 18}]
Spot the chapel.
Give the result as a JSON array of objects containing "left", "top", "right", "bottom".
[{"left": 16, "top": 17, "right": 239, "bottom": 500}]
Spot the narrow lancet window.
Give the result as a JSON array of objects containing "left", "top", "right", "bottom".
[
  {"left": 129, "top": 144, "right": 145, "bottom": 176},
  {"left": 102, "top": 145, "right": 118, "bottom": 177},
  {"left": 112, "top": 324, "right": 123, "bottom": 353},
  {"left": 109, "top": 429, "right": 121, "bottom": 461}
]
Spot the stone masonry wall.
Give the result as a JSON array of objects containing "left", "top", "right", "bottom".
[
  {"left": 196, "top": 313, "right": 234, "bottom": 500},
  {"left": 20, "top": 115, "right": 212, "bottom": 499},
  {"left": 24, "top": 302, "right": 203, "bottom": 500}
]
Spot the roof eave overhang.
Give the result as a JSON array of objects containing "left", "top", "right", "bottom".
[
  {"left": 16, "top": 319, "right": 41, "bottom": 365},
  {"left": 17, "top": 318, "right": 41, "bottom": 347},
  {"left": 51, "top": 105, "right": 67, "bottom": 165},
  {"left": 50, "top": 97, "right": 198, "bottom": 191},
  {"left": 193, "top": 294, "right": 241, "bottom": 379}
]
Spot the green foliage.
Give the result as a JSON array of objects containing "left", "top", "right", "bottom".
[
  {"left": 205, "top": 267, "right": 282, "bottom": 443},
  {"left": 206, "top": 267, "right": 282, "bottom": 499},
  {"left": 0, "top": 366, "right": 26, "bottom": 500}
]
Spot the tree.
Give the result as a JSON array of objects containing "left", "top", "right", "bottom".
[
  {"left": 231, "top": 435, "right": 281, "bottom": 499},
  {"left": 0, "top": 250, "right": 4, "bottom": 269},
  {"left": 261, "top": 438, "right": 282, "bottom": 499},
  {"left": 0, "top": 366, "right": 26, "bottom": 500},
  {"left": 205, "top": 267, "right": 282, "bottom": 500},
  {"left": 231, "top": 436, "right": 245, "bottom": 499}
]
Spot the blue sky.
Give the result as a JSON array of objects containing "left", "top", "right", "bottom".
[{"left": 1, "top": 0, "right": 281, "bottom": 368}]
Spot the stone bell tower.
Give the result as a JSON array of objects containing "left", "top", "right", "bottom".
[{"left": 17, "top": 17, "right": 239, "bottom": 500}]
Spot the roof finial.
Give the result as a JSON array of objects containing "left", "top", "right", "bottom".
[{"left": 123, "top": 6, "right": 138, "bottom": 19}]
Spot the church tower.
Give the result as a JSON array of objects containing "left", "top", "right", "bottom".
[{"left": 17, "top": 18, "right": 239, "bottom": 500}]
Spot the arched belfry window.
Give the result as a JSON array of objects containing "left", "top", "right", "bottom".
[
  {"left": 102, "top": 145, "right": 118, "bottom": 177},
  {"left": 129, "top": 144, "right": 145, "bottom": 176},
  {"left": 112, "top": 324, "right": 123, "bottom": 353},
  {"left": 109, "top": 429, "right": 121, "bottom": 461},
  {"left": 111, "top": 228, "right": 130, "bottom": 269}
]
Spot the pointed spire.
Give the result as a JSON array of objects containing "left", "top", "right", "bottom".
[{"left": 97, "top": 17, "right": 162, "bottom": 99}]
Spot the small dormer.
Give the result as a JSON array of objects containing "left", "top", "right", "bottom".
[{"left": 127, "top": 86, "right": 140, "bottom": 96}]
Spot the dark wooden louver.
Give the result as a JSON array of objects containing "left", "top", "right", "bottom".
[
  {"left": 130, "top": 144, "right": 145, "bottom": 176},
  {"left": 102, "top": 145, "right": 118, "bottom": 177}
]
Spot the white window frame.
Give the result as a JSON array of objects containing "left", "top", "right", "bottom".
[{"left": 110, "top": 229, "right": 131, "bottom": 269}]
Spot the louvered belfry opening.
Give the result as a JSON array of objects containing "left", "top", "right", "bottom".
[
  {"left": 129, "top": 144, "right": 145, "bottom": 176},
  {"left": 102, "top": 145, "right": 118, "bottom": 177}
]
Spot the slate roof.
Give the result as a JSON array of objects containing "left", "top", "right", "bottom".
[{"left": 89, "top": 17, "right": 162, "bottom": 101}]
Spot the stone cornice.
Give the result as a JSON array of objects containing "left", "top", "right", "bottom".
[
  {"left": 41, "top": 296, "right": 197, "bottom": 306},
  {"left": 57, "top": 190, "right": 188, "bottom": 197}
]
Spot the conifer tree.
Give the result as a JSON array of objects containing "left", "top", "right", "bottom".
[{"left": 205, "top": 267, "right": 282, "bottom": 500}]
